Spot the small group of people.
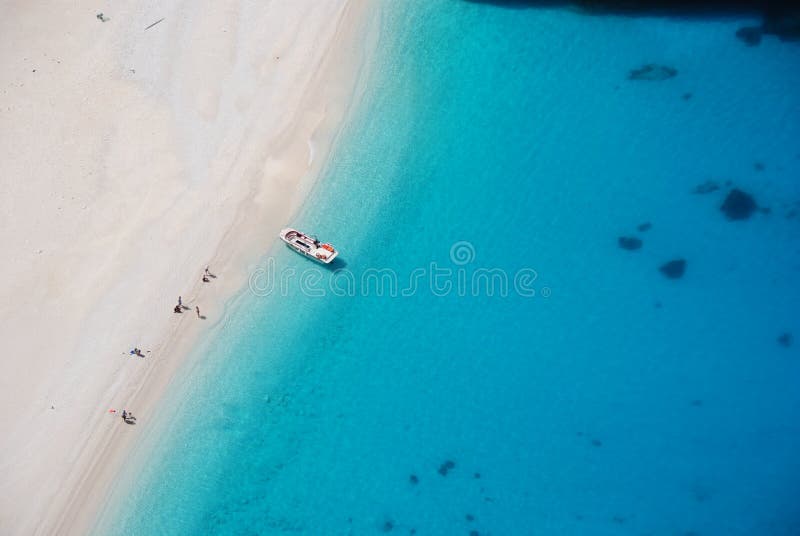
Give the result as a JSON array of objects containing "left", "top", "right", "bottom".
[
  {"left": 173, "top": 295, "right": 185, "bottom": 314},
  {"left": 121, "top": 409, "right": 136, "bottom": 424},
  {"left": 115, "top": 267, "right": 218, "bottom": 426},
  {"left": 174, "top": 297, "right": 201, "bottom": 317},
  {"left": 173, "top": 267, "right": 213, "bottom": 316}
]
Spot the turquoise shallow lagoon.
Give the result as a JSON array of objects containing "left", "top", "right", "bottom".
[{"left": 97, "top": 2, "right": 800, "bottom": 535}]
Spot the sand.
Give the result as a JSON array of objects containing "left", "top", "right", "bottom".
[{"left": 0, "top": 1, "right": 376, "bottom": 533}]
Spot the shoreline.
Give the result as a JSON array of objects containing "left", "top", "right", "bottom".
[{"left": 0, "top": 2, "right": 378, "bottom": 534}]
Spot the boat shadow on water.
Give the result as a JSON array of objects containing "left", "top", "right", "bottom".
[{"left": 324, "top": 257, "right": 347, "bottom": 270}]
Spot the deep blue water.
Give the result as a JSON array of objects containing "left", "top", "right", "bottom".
[{"left": 97, "top": 2, "right": 800, "bottom": 535}]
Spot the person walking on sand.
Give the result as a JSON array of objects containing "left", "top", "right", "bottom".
[
  {"left": 204, "top": 266, "right": 210, "bottom": 277},
  {"left": 121, "top": 409, "right": 127, "bottom": 421},
  {"left": 196, "top": 305, "right": 200, "bottom": 318}
]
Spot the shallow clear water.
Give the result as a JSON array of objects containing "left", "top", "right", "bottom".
[{"left": 97, "top": 2, "right": 800, "bottom": 535}]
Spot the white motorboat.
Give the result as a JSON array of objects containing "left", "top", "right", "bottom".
[{"left": 279, "top": 228, "right": 339, "bottom": 264}]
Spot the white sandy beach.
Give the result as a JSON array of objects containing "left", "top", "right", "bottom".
[{"left": 0, "top": 1, "right": 375, "bottom": 533}]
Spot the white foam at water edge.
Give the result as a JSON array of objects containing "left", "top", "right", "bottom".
[{"left": 307, "top": 139, "right": 316, "bottom": 167}]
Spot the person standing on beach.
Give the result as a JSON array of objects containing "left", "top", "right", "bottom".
[
  {"left": 196, "top": 305, "right": 200, "bottom": 318},
  {"left": 121, "top": 409, "right": 127, "bottom": 421},
  {"left": 178, "top": 296, "right": 182, "bottom": 308}
]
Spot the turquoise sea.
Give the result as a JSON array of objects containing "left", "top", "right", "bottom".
[{"left": 96, "top": 2, "right": 800, "bottom": 535}]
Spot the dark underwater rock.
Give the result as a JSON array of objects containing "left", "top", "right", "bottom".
[
  {"left": 567, "top": 0, "right": 790, "bottom": 17},
  {"left": 692, "top": 180, "right": 719, "bottom": 194},
  {"left": 628, "top": 63, "right": 677, "bottom": 81},
  {"left": 466, "top": 2, "right": 800, "bottom": 46},
  {"left": 736, "top": 26, "right": 763, "bottom": 45},
  {"left": 409, "top": 474, "right": 419, "bottom": 485},
  {"left": 659, "top": 259, "right": 686, "bottom": 279},
  {"left": 682, "top": 92, "right": 693, "bottom": 100},
  {"left": 618, "top": 236, "right": 643, "bottom": 250},
  {"left": 777, "top": 332, "right": 793, "bottom": 347},
  {"left": 637, "top": 222, "right": 652, "bottom": 232},
  {"left": 438, "top": 460, "right": 455, "bottom": 476},
  {"left": 721, "top": 188, "right": 757, "bottom": 220},
  {"left": 762, "top": 7, "right": 800, "bottom": 41}
]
